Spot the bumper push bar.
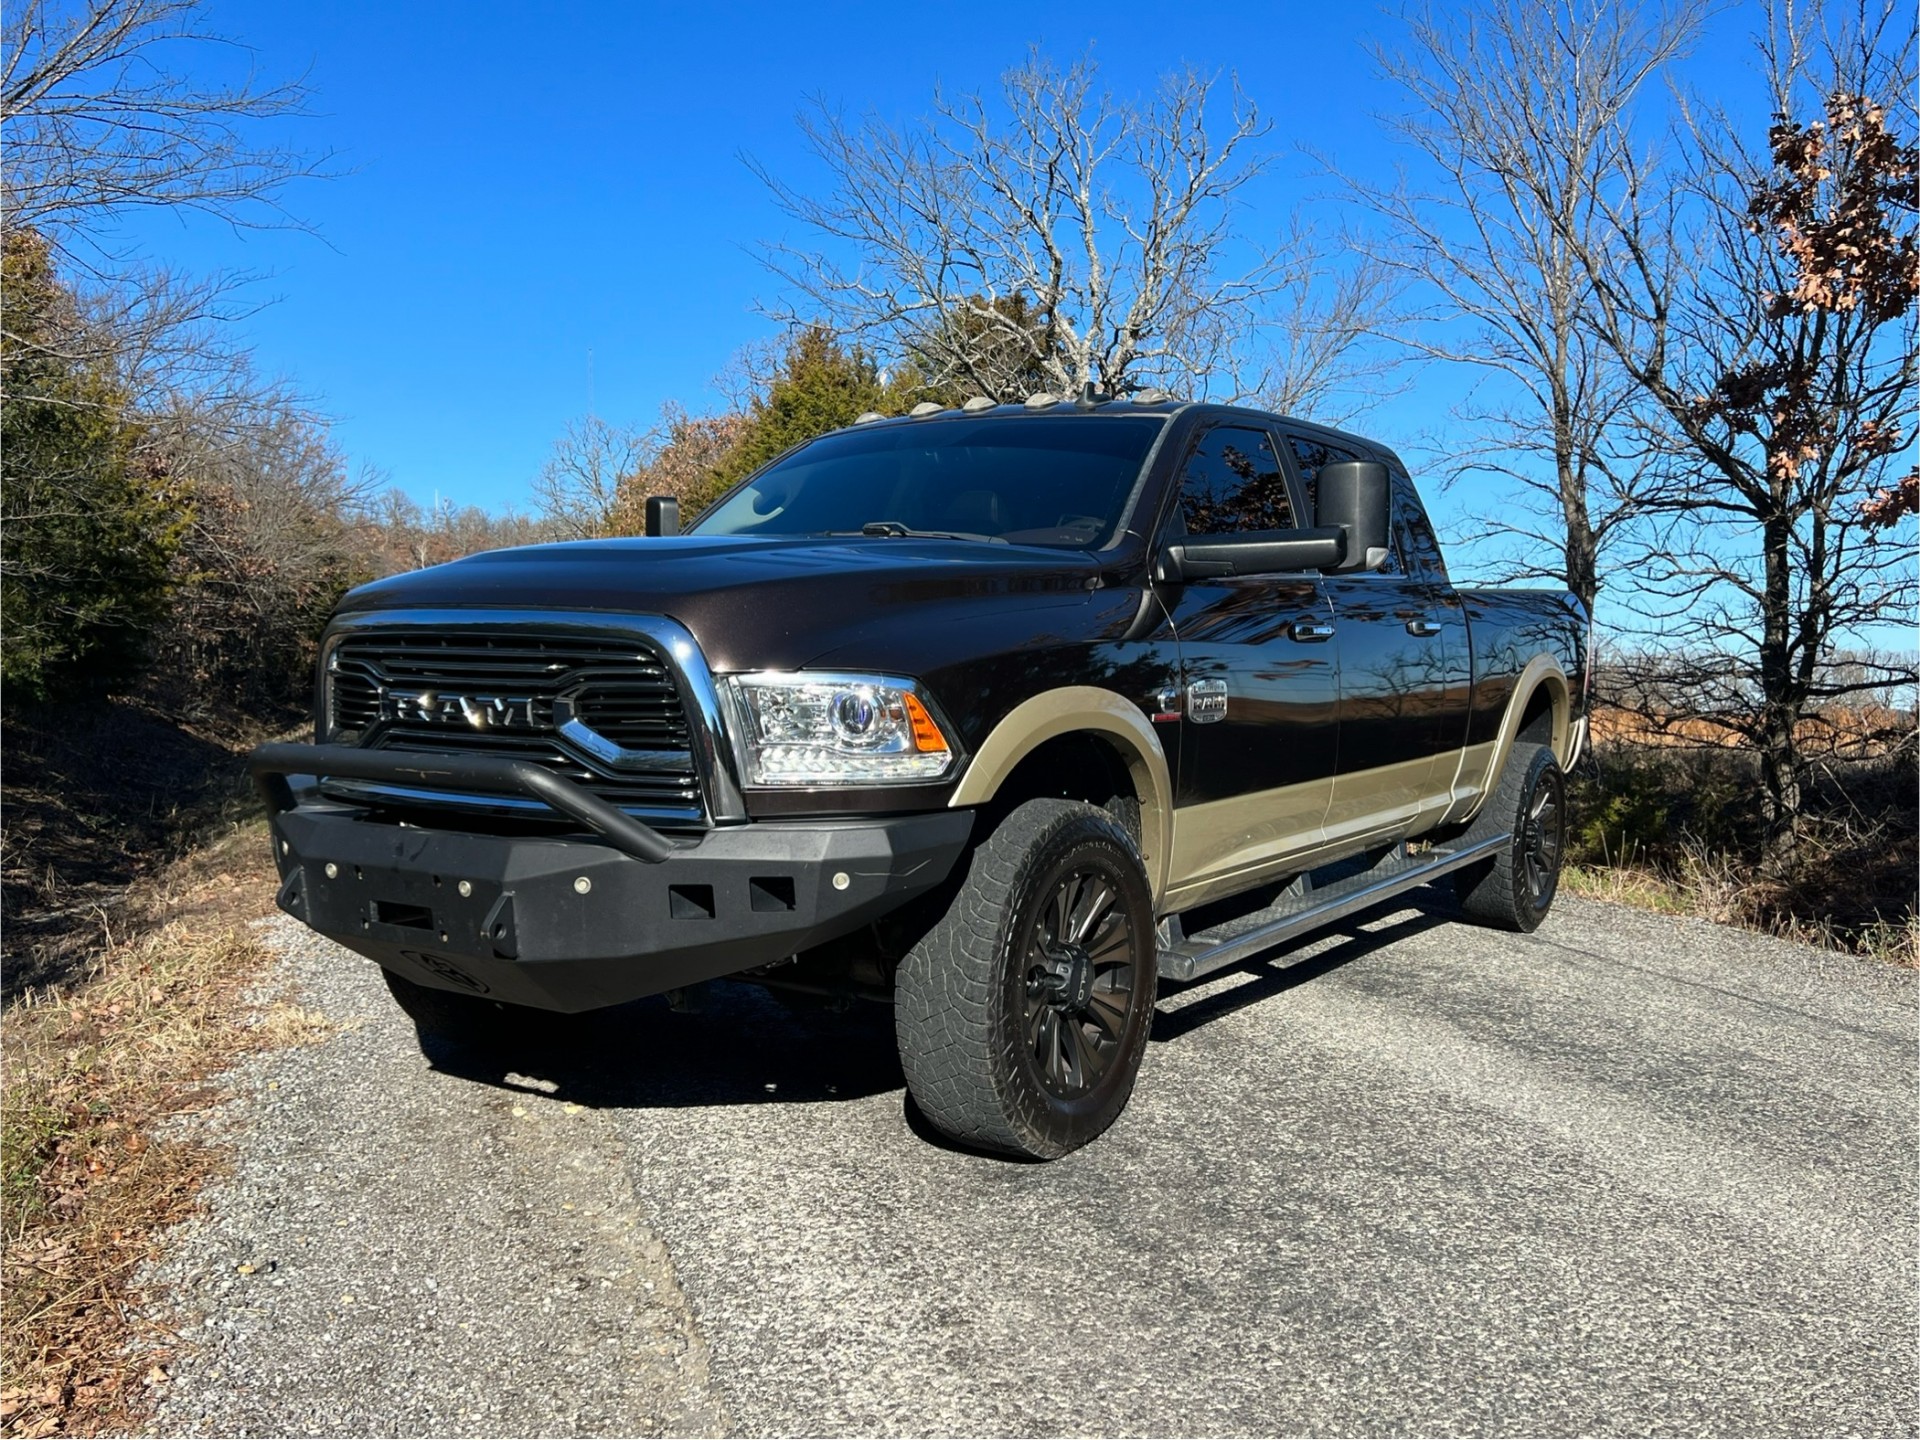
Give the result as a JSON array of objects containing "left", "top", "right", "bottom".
[
  {"left": 246, "top": 742, "right": 975, "bottom": 1012},
  {"left": 246, "top": 742, "right": 679, "bottom": 863}
]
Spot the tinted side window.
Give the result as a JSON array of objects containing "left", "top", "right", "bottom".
[
  {"left": 1286, "top": 434, "right": 1358, "bottom": 520},
  {"left": 1392, "top": 469, "right": 1449, "bottom": 581},
  {"left": 1288, "top": 432, "right": 1403, "bottom": 574},
  {"left": 1177, "top": 426, "right": 1295, "bottom": 535}
]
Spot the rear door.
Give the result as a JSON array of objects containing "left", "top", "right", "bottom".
[
  {"left": 1159, "top": 422, "right": 1339, "bottom": 905},
  {"left": 1288, "top": 431, "right": 1472, "bottom": 840}
]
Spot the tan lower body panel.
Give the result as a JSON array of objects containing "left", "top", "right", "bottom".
[
  {"left": 1439, "top": 741, "right": 1499, "bottom": 826},
  {"left": 1164, "top": 778, "right": 1332, "bottom": 906},
  {"left": 1164, "top": 755, "right": 1455, "bottom": 913}
]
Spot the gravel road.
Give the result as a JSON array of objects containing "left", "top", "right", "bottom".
[{"left": 146, "top": 894, "right": 1917, "bottom": 1436}]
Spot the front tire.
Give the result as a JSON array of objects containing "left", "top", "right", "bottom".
[
  {"left": 895, "top": 799, "right": 1157, "bottom": 1159},
  {"left": 1453, "top": 742, "right": 1567, "bottom": 932}
]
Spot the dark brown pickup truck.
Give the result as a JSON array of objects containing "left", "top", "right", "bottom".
[{"left": 251, "top": 397, "right": 1588, "bottom": 1158}]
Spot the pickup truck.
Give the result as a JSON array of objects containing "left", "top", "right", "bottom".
[{"left": 251, "top": 397, "right": 1589, "bottom": 1159}]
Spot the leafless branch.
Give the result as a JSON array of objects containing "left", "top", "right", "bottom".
[{"left": 748, "top": 50, "right": 1391, "bottom": 411}]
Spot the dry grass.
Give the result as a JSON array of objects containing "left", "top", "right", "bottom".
[
  {"left": 0, "top": 818, "right": 318, "bottom": 1438},
  {"left": 1564, "top": 693, "right": 1918, "bottom": 966},
  {"left": 1559, "top": 821, "right": 1920, "bottom": 971},
  {"left": 2, "top": 698, "right": 283, "bottom": 1001},
  {"left": 1589, "top": 701, "right": 1913, "bottom": 757},
  {"left": 1564, "top": 860, "right": 1920, "bottom": 966}
]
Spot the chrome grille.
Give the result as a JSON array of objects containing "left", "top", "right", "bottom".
[{"left": 324, "top": 629, "right": 702, "bottom": 820}]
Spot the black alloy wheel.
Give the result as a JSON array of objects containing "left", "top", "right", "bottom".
[
  {"left": 896, "top": 798, "right": 1158, "bottom": 1159},
  {"left": 1454, "top": 741, "right": 1567, "bottom": 933},
  {"left": 1519, "top": 764, "right": 1564, "bottom": 909},
  {"left": 1019, "top": 861, "right": 1141, "bottom": 1100}
]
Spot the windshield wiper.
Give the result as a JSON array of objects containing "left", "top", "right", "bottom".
[{"left": 822, "top": 521, "right": 1008, "bottom": 544}]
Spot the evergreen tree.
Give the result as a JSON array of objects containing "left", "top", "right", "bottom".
[{"left": 1, "top": 230, "right": 181, "bottom": 702}]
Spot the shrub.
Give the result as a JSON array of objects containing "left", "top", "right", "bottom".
[{"left": 0, "top": 231, "right": 182, "bottom": 703}]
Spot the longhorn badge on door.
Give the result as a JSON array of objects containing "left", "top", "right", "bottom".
[{"left": 1186, "top": 678, "right": 1229, "bottom": 724}]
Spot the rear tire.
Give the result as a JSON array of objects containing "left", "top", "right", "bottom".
[
  {"left": 1453, "top": 742, "right": 1566, "bottom": 932},
  {"left": 895, "top": 799, "right": 1157, "bottom": 1159}
]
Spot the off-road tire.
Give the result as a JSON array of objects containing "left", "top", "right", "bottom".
[
  {"left": 1452, "top": 742, "right": 1566, "bottom": 932},
  {"left": 382, "top": 967, "right": 522, "bottom": 1052},
  {"left": 895, "top": 799, "right": 1157, "bottom": 1159}
]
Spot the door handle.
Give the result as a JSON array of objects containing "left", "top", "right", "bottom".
[
  {"left": 1290, "top": 620, "right": 1336, "bottom": 642},
  {"left": 1405, "top": 618, "right": 1443, "bottom": 637}
]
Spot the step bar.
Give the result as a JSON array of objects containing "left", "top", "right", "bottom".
[{"left": 1156, "top": 834, "right": 1510, "bottom": 983}]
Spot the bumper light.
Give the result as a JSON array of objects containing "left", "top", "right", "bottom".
[{"left": 723, "top": 673, "right": 954, "bottom": 786}]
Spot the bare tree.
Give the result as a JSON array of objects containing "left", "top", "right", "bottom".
[
  {"left": 1340, "top": 0, "right": 1704, "bottom": 611},
  {"left": 1, "top": 0, "right": 319, "bottom": 271},
  {"left": 151, "top": 392, "right": 381, "bottom": 710},
  {"left": 752, "top": 51, "right": 1389, "bottom": 406},
  {"left": 1255, "top": 253, "right": 1406, "bottom": 424},
  {"left": 363, "top": 489, "right": 555, "bottom": 572},
  {"left": 1569, "top": 0, "right": 1918, "bottom": 852},
  {"left": 1, "top": 0, "right": 326, "bottom": 426},
  {"left": 532, "top": 415, "right": 650, "bottom": 539}
]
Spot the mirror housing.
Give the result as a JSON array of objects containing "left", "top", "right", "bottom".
[
  {"left": 644, "top": 496, "right": 680, "bottom": 537},
  {"left": 1156, "top": 527, "right": 1346, "bottom": 581},
  {"left": 1316, "top": 461, "right": 1391, "bottom": 572}
]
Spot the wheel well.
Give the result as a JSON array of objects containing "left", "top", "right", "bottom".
[
  {"left": 979, "top": 731, "right": 1141, "bottom": 847},
  {"left": 1517, "top": 685, "right": 1557, "bottom": 749}
]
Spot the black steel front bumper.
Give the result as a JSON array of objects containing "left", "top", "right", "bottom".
[{"left": 250, "top": 744, "right": 973, "bottom": 1012}]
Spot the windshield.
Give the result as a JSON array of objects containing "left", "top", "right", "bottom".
[{"left": 690, "top": 415, "right": 1165, "bottom": 548}]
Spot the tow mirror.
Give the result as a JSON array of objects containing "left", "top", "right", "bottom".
[
  {"left": 1316, "top": 461, "right": 1391, "bottom": 572},
  {"left": 1156, "top": 527, "right": 1346, "bottom": 581},
  {"left": 644, "top": 496, "right": 680, "bottom": 537}
]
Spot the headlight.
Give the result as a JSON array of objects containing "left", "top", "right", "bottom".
[{"left": 722, "top": 673, "right": 955, "bottom": 786}]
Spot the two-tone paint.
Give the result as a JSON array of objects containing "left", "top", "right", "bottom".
[{"left": 324, "top": 402, "right": 1588, "bottom": 915}]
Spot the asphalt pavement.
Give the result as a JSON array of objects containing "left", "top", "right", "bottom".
[{"left": 146, "top": 894, "right": 1917, "bottom": 1436}]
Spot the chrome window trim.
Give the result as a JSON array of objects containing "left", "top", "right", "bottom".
[{"left": 318, "top": 609, "right": 749, "bottom": 825}]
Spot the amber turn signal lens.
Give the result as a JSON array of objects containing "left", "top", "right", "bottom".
[{"left": 902, "top": 692, "right": 949, "bottom": 754}]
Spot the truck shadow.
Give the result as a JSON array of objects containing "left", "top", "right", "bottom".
[
  {"left": 414, "top": 896, "right": 1458, "bottom": 1114},
  {"left": 1149, "top": 903, "right": 1453, "bottom": 1044},
  {"left": 417, "top": 983, "right": 907, "bottom": 1109}
]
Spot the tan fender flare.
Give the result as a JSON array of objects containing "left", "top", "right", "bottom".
[
  {"left": 1454, "top": 656, "right": 1571, "bottom": 823},
  {"left": 948, "top": 687, "right": 1174, "bottom": 901}
]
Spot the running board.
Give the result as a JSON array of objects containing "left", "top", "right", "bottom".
[{"left": 1156, "top": 834, "right": 1509, "bottom": 983}]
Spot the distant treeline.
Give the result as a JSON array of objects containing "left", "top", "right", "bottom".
[{"left": 0, "top": 227, "right": 557, "bottom": 716}]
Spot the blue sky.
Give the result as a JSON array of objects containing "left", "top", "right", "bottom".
[{"left": 120, "top": 0, "right": 1774, "bottom": 572}]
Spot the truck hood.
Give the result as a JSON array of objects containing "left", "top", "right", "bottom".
[{"left": 334, "top": 534, "right": 1104, "bottom": 671}]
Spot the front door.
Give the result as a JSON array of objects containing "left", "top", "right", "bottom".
[{"left": 1159, "top": 422, "right": 1339, "bottom": 906}]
